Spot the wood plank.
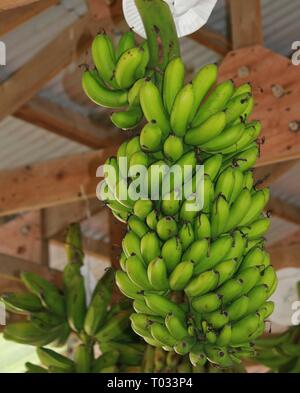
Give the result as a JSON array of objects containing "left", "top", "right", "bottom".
[
  {"left": 87, "top": 0, "right": 123, "bottom": 24},
  {"left": 254, "top": 159, "right": 300, "bottom": 188},
  {"left": 0, "top": 146, "right": 117, "bottom": 217},
  {"left": 267, "top": 196, "right": 300, "bottom": 226},
  {"left": 50, "top": 234, "right": 110, "bottom": 263},
  {"left": 0, "top": 211, "right": 48, "bottom": 264},
  {"left": 219, "top": 46, "right": 300, "bottom": 166},
  {"left": 190, "top": 27, "right": 231, "bottom": 56},
  {"left": 0, "top": 253, "right": 61, "bottom": 285},
  {"left": 268, "top": 244, "right": 300, "bottom": 270},
  {"left": 15, "top": 96, "right": 125, "bottom": 149},
  {"left": 0, "top": 0, "right": 40, "bottom": 10},
  {"left": 0, "top": 13, "right": 97, "bottom": 121},
  {"left": 0, "top": 0, "right": 58, "bottom": 36},
  {"left": 228, "top": 0, "right": 263, "bottom": 49},
  {"left": 44, "top": 199, "right": 104, "bottom": 239}
]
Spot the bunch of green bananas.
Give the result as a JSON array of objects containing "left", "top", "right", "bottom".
[
  {"left": 82, "top": 30, "right": 150, "bottom": 130},
  {"left": 1, "top": 224, "right": 144, "bottom": 373},
  {"left": 85, "top": 54, "right": 276, "bottom": 367}
]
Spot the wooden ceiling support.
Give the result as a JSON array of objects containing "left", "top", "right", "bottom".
[
  {"left": 0, "top": 0, "right": 41, "bottom": 11},
  {"left": 190, "top": 27, "right": 231, "bottom": 56}
]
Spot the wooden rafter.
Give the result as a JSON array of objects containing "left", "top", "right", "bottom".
[
  {"left": 190, "top": 27, "right": 231, "bottom": 56},
  {"left": 219, "top": 45, "right": 300, "bottom": 166},
  {"left": 43, "top": 199, "right": 104, "bottom": 239},
  {"left": 254, "top": 159, "right": 300, "bottom": 188},
  {"left": 0, "top": 0, "right": 58, "bottom": 36},
  {"left": 0, "top": 13, "right": 98, "bottom": 122},
  {"left": 228, "top": 0, "right": 263, "bottom": 49},
  {"left": 16, "top": 97, "right": 126, "bottom": 149},
  {"left": 87, "top": 0, "right": 123, "bottom": 24},
  {"left": 268, "top": 244, "right": 300, "bottom": 270},
  {"left": 267, "top": 196, "right": 300, "bottom": 226},
  {"left": 0, "top": 147, "right": 117, "bottom": 217},
  {"left": 0, "top": 0, "right": 40, "bottom": 10}
]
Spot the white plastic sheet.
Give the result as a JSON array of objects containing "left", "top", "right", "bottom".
[{"left": 122, "top": 0, "right": 218, "bottom": 38}]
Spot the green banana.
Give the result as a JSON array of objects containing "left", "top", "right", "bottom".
[
  {"left": 1, "top": 292, "right": 43, "bottom": 314},
  {"left": 170, "top": 83, "right": 194, "bottom": 137},
  {"left": 144, "top": 293, "right": 185, "bottom": 320},
  {"left": 163, "top": 135, "right": 184, "bottom": 162},
  {"left": 147, "top": 257, "right": 169, "bottom": 291},
  {"left": 91, "top": 33, "right": 117, "bottom": 87},
  {"left": 111, "top": 106, "right": 143, "bottom": 130},
  {"left": 115, "top": 47, "right": 144, "bottom": 89},
  {"left": 140, "top": 231, "right": 161, "bottom": 264},
  {"left": 202, "top": 123, "right": 245, "bottom": 153},
  {"left": 37, "top": 347, "right": 74, "bottom": 372},
  {"left": 165, "top": 313, "right": 189, "bottom": 340},
  {"left": 74, "top": 344, "right": 92, "bottom": 373},
  {"left": 163, "top": 57, "right": 185, "bottom": 114},
  {"left": 185, "top": 270, "right": 219, "bottom": 298},
  {"left": 95, "top": 310, "right": 131, "bottom": 342},
  {"left": 115, "top": 270, "right": 143, "bottom": 300},
  {"left": 169, "top": 260, "right": 194, "bottom": 291},
  {"left": 116, "top": 30, "right": 135, "bottom": 59},
  {"left": 161, "top": 236, "right": 183, "bottom": 272},
  {"left": 150, "top": 322, "right": 177, "bottom": 347}
]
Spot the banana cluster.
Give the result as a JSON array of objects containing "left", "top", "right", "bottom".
[
  {"left": 82, "top": 30, "right": 150, "bottom": 130},
  {"left": 83, "top": 39, "right": 276, "bottom": 367}
]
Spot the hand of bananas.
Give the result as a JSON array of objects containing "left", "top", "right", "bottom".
[
  {"left": 83, "top": 24, "right": 277, "bottom": 369},
  {"left": 1, "top": 224, "right": 143, "bottom": 373}
]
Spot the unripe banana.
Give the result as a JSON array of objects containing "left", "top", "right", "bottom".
[
  {"left": 224, "top": 188, "right": 252, "bottom": 232},
  {"left": 179, "top": 222, "right": 195, "bottom": 251},
  {"left": 217, "top": 278, "right": 243, "bottom": 304},
  {"left": 169, "top": 260, "right": 194, "bottom": 290},
  {"left": 126, "top": 255, "right": 153, "bottom": 290},
  {"left": 192, "top": 80, "right": 234, "bottom": 127},
  {"left": 170, "top": 83, "right": 194, "bottom": 136},
  {"left": 226, "top": 295, "right": 249, "bottom": 322},
  {"left": 194, "top": 235, "right": 233, "bottom": 275},
  {"left": 189, "top": 344, "right": 207, "bottom": 367},
  {"left": 214, "top": 259, "right": 237, "bottom": 286},
  {"left": 141, "top": 231, "right": 161, "bottom": 264},
  {"left": 205, "top": 329, "right": 217, "bottom": 344},
  {"left": 232, "top": 83, "right": 252, "bottom": 98},
  {"left": 130, "top": 313, "right": 153, "bottom": 339},
  {"left": 204, "top": 310, "right": 229, "bottom": 329},
  {"left": 229, "top": 168, "right": 244, "bottom": 203},
  {"left": 217, "top": 325, "right": 232, "bottom": 346},
  {"left": 74, "top": 344, "right": 92, "bottom": 373},
  {"left": 224, "top": 93, "right": 252, "bottom": 125},
  {"left": 115, "top": 270, "right": 143, "bottom": 300},
  {"left": 128, "top": 215, "right": 148, "bottom": 238},
  {"left": 133, "top": 199, "right": 153, "bottom": 220},
  {"left": 190, "top": 63, "right": 218, "bottom": 121},
  {"left": 133, "top": 299, "right": 158, "bottom": 316},
  {"left": 163, "top": 57, "right": 185, "bottom": 114},
  {"left": 239, "top": 189, "right": 270, "bottom": 226},
  {"left": 126, "top": 135, "right": 141, "bottom": 161},
  {"left": 185, "top": 270, "right": 219, "bottom": 298},
  {"left": 214, "top": 167, "right": 235, "bottom": 202},
  {"left": 144, "top": 293, "right": 185, "bottom": 320},
  {"left": 116, "top": 30, "right": 135, "bottom": 59},
  {"left": 224, "top": 231, "right": 246, "bottom": 261},
  {"left": 156, "top": 216, "right": 178, "bottom": 240},
  {"left": 222, "top": 121, "right": 261, "bottom": 155},
  {"left": 182, "top": 239, "right": 209, "bottom": 265},
  {"left": 115, "top": 47, "right": 144, "bottom": 89},
  {"left": 257, "top": 301, "right": 274, "bottom": 320},
  {"left": 1, "top": 292, "right": 43, "bottom": 314},
  {"left": 236, "top": 266, "right": 262, "bottom": 295},
  {"left": 135, "top": 41, "right": 150, "bottom": 79},
  {"left": 192, "top": 293, "right": 222, "bottom": 313},
  {"left": 37, "top": 347, "right": 74, "bottom": 372},
  {"left": 82, "top": 70, "right": 128, "bottom": 108},
  {"left": 243, "top": 170, "right": 254, "bottom": 190},
  {"left": 147, "top": 257, "right": 169, "bottom": 291},
  {"left": 185, "top": 112, "right": 226, "bottom": 146},
  {"left": 161, "top": 190, "right": 182, "bottom": 216},
  {"left": 146, "top": 209, "right": 160, "bottom": 230},
  {"left": 194, "top": 214, "right": 211, "bottom": 240},
  {"left": 230, "top": 314, "right": 260, "bottom": 345},
  {"left": 163, "top": 135, "right": 184, "bottom": 162},
  {"left": 111, "top": 106, "right": 143, "bottom": 130},
  {"left": 140, "top": 122, "right": 163, "bottom": 153},
  {"left": 239, "top": 246, "right": 265, "bottom": 271},
  {"left": 174, "top": 337, "right": 196, "bottom": 355},
  {"left": 91, "top": 33, "right": 117, "bottom": 87},
  {"left": 203, "top": 154, "right": 223, "bottom": 181},
  {"left": 240, "top": 218, "right": 270, "bottom": 240},
  {"left": 122, "top": 231, "right": 143, "bottom": 259},
  {"left": 202, "top": 122, "right": 245, "bottom": 153},
  {"left": 179, "top": 197, "right": 201, "bottom": 222},
  {"left": 205, "top": 345, "right": 233, "bottom": 368},
  {"left": 150, "top": 323, "right": 177, "bottom": 347},
  {"left": 246, "top": 285, "right": 269, "bottom": 315},
  {"left": 165, "top": 313, "right": 189, "bottom": 340},
  {"left": 210, "top": 194, "right": 230, "bottom": 238},
  {"left": 231, "top": 145, "right": 259, "bottom": 172},
  {"left": 140, "top": 80, "right": 170, "bottom": 138},
  {"left": 161, "top": 236, "right": 183, "bottom": 272}
]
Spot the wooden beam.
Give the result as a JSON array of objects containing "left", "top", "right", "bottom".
[
  {"left": 87, "top": 0, "right": 123, "bottom": 24},
  {"left": 0, "top": 211, "right": 48, "bottom": 264},
  {"left": 190, "top": 27, "right": 231, "bottom": 56},
  {"left": 0, "top": 253, "right": 61, "bottom": 285},
  {"left": 267, "top": 196, "right": 300, "bottom": 226},
  {"left": 268, "top": 244, "right": 300, "bottom": 270},
  {"left": 254, "top": 159, "right": 300, "bottom": 188},
  {"left": 15, "top": 96, "right": 125, "bottom": 149},
  {"left": 219, "top": 46, "right": 300, "bottom": 166},
  {"left": 0, "top": 0, "right": 58, "bottom": 36},
  {"left": 0, "top": 147, "right": 117, "bottom": 217},
  {"left": 228, "top": 0, "right": 263, "bottom": 49},
  {"left": 43, "top": 199, "right": 104, "bottom": 239},
  {"left": 0, "top": 0, "right": 40, "bottom": 10},
  {"left": 0, "top": 13, "right": 97, "bottom": 121},
  {"left": 50, "top": 234, "right": 110, "bottom": 263}
]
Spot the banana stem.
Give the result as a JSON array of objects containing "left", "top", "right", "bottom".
[{"left": 134, "top": 0, "right": 180, "bottom": 72}]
